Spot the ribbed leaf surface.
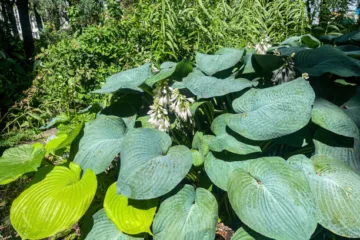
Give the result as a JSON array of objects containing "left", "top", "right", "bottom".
[
  {"left": 10, "top": 163, "right": 97, "bottom": 239},
  {"left": 104, "top": 183, "right": 157, "bottom": 235},
  {"left": 86, "top": 209, "right": 143, "bottom": 240},
  {"left": 0, "top": 143, "right": 45, "bottom": 185},
  {"left": 227, "top": 158, "right": 317, "bottom": 240},
  {"left": 227, "top": 78, "right": 315, "bottom": 140},
  {"left": 74, "top": 115, "right": 127, "bottom": 174},
  {"left": 117, "top": 128, "right": 192, "bottom": 199},
  {"left": 152, "top": 185, "right": 218, "bottom": 240},
  {"left": 312, "top": 98, "right": 359, "bottom": 139}
]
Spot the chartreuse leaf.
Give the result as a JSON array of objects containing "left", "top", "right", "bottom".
[
  {"left": 0, "top": 143, "right": 45, "bottom": 185},
  {"left": 227, "top": 157, "right": 317, "bottom": 240},
  {"left": 205, "top": 114, "right": 261, "bottom": 155},
  {"left": 227, "top": 78, "right": 315, "bottom": 140},
  {"left": 74, "top": 115, "right": 127, "bottom": 174},
  {"left": 93, "top": 64, "right": 151, "bottom": 93},
  {"left": 85, "top": 209, "right": 143, "bottom": 240},
  {"left": 10, "top": 162, "right": 97, "bottom": 239},
  {"left": 294, "top": 45, "right": 360, "bottom": 77},
  {"left": 196, "top": 48, "right": 244, "bottom": 75},
  {"left": 231, "top": 228, "right": 255, "bottom": 240},
  {"left": 183, "top": 72, "right": 257, "bottom": 99},
  {"left": 104, "top": 182, "right": 157, "bottom": 235},
  {"left": 290, "top": 155, "right": 360, "bottom": 238},
  {"left": 204, "top": 153, "right": 248, "bottom": 191},
  {"left": 152, "top": 185, "right": 218, "bottom": 239},
  {"left": 312, "top": 98, "right": 359, "bottom": 139},
  {"left": 117, "top": 128, "right": 192, "bottom": 199},
  {"left": 45, "top": 134, "right": 68, "bottom": 154}
]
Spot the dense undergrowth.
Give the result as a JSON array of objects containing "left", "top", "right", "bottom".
[{"left": 0, "top": 0, "right": 312, "bottom": 149}]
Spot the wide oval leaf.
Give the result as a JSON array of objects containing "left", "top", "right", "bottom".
[
  {"left": 196, "top": 48, "right": 244, "bottom": 76},
  {"left": 207, "top": 114, "right": 261, "bottom": 155},
  {"left": 227, "top": 78, "right": 315, "bottom": 140},
  {"left": 117, "top": 128, "right": 192, "bottom": 199},
  {"left": 183, "top": 72, "right": 257, "bottom": 99},
  {"left": 85, "top": 209, "right": 143, "bottom": 240},
  {"left": 152, "top": 185, "right": 218, "bottom": 240},
  {"left": 294, "top": 45, "right": 360, "bottom": 77},
  {"left": 93, "top": 64, "right": 151, "bottom": 93},
  {"left": 227, "top": 158, "right": 317, "bottom": 240},
  {"left": 104, "top": 182, "right": 157, "bottom": 235},
  {"left": 293, "top": 155, "right": 360, "bottom": 238},
  {"left": 0, "top": 143, "right": 45, "bottom": 185},
  {"left": 10, "top": 162, "right": 97, "bottom": 239},
  {"left": 74, "top": 115, "right": 127, "bottom": 174},
  {"left": 312, "top": 98, "right": 359, "bottom": 139}
]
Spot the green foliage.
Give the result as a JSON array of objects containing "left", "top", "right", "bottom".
[{"left": 3, "top": 13, "right": 360, "bottom": 240}]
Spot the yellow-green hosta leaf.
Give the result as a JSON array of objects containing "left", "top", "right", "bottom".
[
  {"left": 227, "top": 78, "right": 315, "bottom": 141},
  {"left": 312, "top": 98, "right": 359, "bottom": 139},
  {"left": 45, "top": 134, "right": 68, "bottom": 155},
  {"left": 0, "top": 143, "right": 45, "bottom": 185},
  {"left": 152, "top": 185, "right": 218, "bottom": 240},
  {"left": 227, "top": 158, "right": 317, "bottom": 240},
  {"left": 10, "top": 162, "right": 97, "bottom": 239},
  {"left": 104, "top": 182, "right": 157, "bottom": 235},
  {"left": 86, "top": 209, "right": 144, "bottom": 240}
]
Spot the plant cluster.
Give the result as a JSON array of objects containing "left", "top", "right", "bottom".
[{"left": 1, "top": 29, "right": 360, "bottom": 239}]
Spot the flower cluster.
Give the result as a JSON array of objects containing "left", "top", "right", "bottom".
[
  {"left": 170, "top": 88, "right": 194, "bottom": 123},
  {"left": 148, "top": 81, "right": 194, "bottom": 132},
  {"left": 255, "top": 34, "right": 271, "bottom": 54}
]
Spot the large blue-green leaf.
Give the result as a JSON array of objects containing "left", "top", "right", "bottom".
[
  {"left": 85, "top": 209, "right": 143, "bottom": 240},
  {"left": 152, "top": 185, "right": 218, "bottom": 240},
  {"left": 205, "top": 114, "right": 261, "bottom": 155},
  {"left": 74, "top": 115, "right": 127, "bottom": 174},
  {"left": 10, "top": 162, "right": 97, "bottom": 239},
  {"left": 93, "top": 64, "right": 151, "bottom": 93},
  {"left": 196, "top": 48, "right": 244, "bottom": 76},
  {"left": 0, "top": 143, "right": 45, "bottom": 185},
  {"left": 104, "top": 183, "right": 157, "bottom": 235},
  {"left": 227, "top": 78, "right": 315, "bottom": 140},
  {"left": 341, "top": 87, "right": 360, "bottom": 127},
  {"left": 204, "top": 153, "right": 248, "bottom": 191},
  {"left": 227, "top": 157, "right": 317, "bottom": 240},
  {"left": 314, "top": 137, "right": 360, "bottom": 174},
  {"left": 290, "top": 155, "right": 360, "bottom": 238},
  {"left": 183, "top": 72, "right": 257, "bottom": 99},
  {"left": 312, "top": 98, "right": 359, "bottom": 139},
  {"left": 294, "top": 45, "right": 360, "bottom": 77},
  {"left": 117, "top": 128, "right": 192, "bottom": 199}
]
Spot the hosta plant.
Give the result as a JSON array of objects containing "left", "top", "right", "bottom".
[{"left": 1, "top": 33, "right": 360, "bottom": 240}]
